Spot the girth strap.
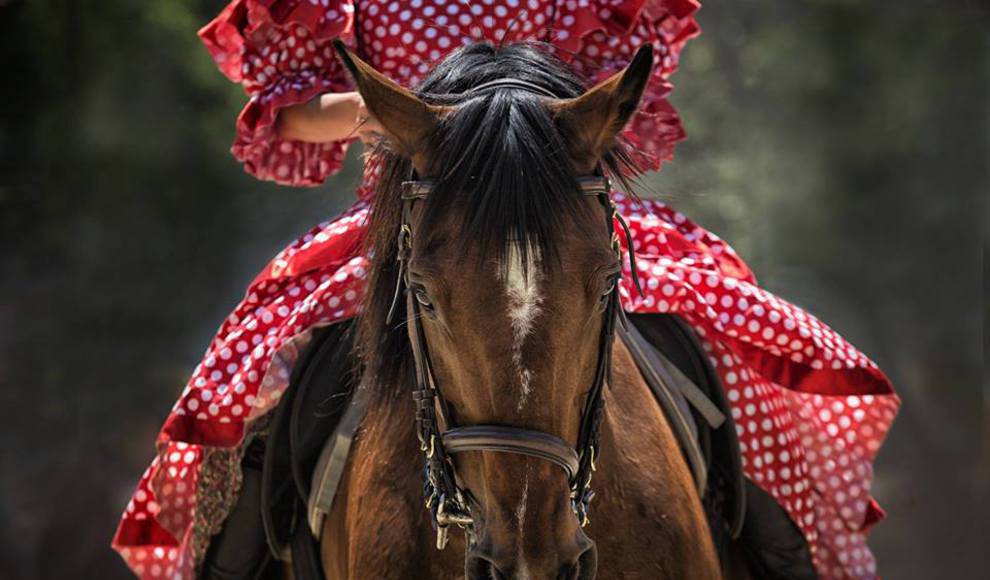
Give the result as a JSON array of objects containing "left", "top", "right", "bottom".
[{"left": 442, "top": 425, "right": 581, "bottom": 480}]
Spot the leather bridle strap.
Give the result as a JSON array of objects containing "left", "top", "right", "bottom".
[
  {"left": 442, "top": 426, "right": 581, "bottom": 480},
  {"left": 466, "top": 78, "right": 560, "bottom": 98},
  {"left": 396, "top": 173, "right": 634, "bottom": 549},
  {"left": 402, "top": 176, "right": 611, "bottom": 200}
]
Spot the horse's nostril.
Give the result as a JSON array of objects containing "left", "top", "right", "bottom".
[
  {"left": 468, "top": 542, "right": 597, "bottom": 580},
  {"left": 571, "top": 543, "right": 598, "bottom": 580},
  {"left": 558, "top": 564, "right": 579, "bottom": 580},
  {"left": 466, "top": 553, "right": 507, "bottom": 580}
]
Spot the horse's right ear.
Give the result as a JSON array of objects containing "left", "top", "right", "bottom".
[
  {"left": 548, "top": 45, "right": 654, "bottom": 173},
  {"left": 333, "top": 40, "right": 446, "bottom": 168}
]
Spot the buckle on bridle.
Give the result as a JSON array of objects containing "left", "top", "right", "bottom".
[
  {"left": 397, "top": 224, "right": 412, "bottom": 263},
  {"left": 434, "top": 492, "right": 474, "bottom": 550},
  {"left": 385, "top": 224, "right": 414, "bottom": 325},
  {"left": 570, "top": 484, "right": 596, "bottom": 528}
]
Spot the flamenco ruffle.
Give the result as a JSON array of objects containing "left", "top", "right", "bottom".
[
  {"left": 113, "top": 204, "right": 372, "bottom": 579},
  {"left": 199, "top": 0, "right": 359, "bottom": 185},
  {"left": 199, "top": 0, "right": 702, "bottom": 185},
  {"left": 613, "top": 194, "right": 898, "bottom": 577},
  {"left": 114, "top": 191, "right": 898, "bottom": 580},
  {"left": 559, "top": 0, "right": 701, "bottom": 171}
]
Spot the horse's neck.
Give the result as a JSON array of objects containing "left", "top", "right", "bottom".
[
  {"left": 325, "top": 342, "right": 720, "bottom": 579},
  {"left": 587, "top": 339, "right": 722, "bottom": 579},
  {"left": 597, "top": 339, "right": 698, "bottom": 485},
  {"left": 322, "top": 388, "right": 465, "bottom": 579}
]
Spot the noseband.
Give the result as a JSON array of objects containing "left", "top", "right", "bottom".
[{"left": 387, "top": 79, "right": 641, "bottom": 551}]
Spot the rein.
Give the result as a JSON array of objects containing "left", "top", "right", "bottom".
[{"left": 385, "top": 78, "right": 642, "bottom": 551}]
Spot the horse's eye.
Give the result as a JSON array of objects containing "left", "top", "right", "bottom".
[
  {"left": 601, "top": 275, "right": 619, "bottom": 302},
  {"left": 413, "top": 286, "right": 434, "bottom": 310},
  {"left": 603, "top": 275, "right": 619, "bottom": 296}
]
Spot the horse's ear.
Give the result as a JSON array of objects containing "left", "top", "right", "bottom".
[
  {"left": 333, "top": 40, "right": 445, "bottom": 165},
  {"left": 549, "top": 45, "right": 654, "bottom": 173}
]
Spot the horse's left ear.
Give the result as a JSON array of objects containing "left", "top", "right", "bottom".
[
  {"left": 333, "top": 40, "right": 447, "bottom": 168},
  {"left": 549, "top": 45, "right": 654, "bottom": 173}
]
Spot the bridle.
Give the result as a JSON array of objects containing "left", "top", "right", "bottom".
[{"left": 385, "top": 79, "right": 641, "bottom": 551}]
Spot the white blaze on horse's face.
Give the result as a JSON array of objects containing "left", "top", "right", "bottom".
[
  {"left": 514, "top": 468, "right": 531, "bottom": 578},
  {"left": 500, "top": 242, "right": 543, "bottom": 412}
]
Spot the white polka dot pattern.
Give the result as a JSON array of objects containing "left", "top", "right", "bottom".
[
  {"left": 199, "top": 0, "right": 701, "bottom": 187},
  {"left": 201, "top": 0, "right": 360, "bottom": 186},
  {"left": 115, "top": 2, "right": 899, "bottom": 579},
  {"left": 114, "top": 188, "right": 898, "bottom": 580},
  {"left": 612, "top": 194, "right": 899, "bottom": 579},
  {"left": 114, "top": 447, "right": 195, "bottom": 579}
]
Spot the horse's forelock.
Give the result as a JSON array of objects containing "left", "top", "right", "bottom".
[{"left": 356, "top": 41, "right": 641, "bottom": 395}]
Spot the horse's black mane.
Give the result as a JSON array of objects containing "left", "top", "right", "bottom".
[{"left": 358, "top": 41, "right": 640, "bottom": 391}]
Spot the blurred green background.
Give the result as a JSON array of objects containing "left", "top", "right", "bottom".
[{"left": 0, "top": 0, "right": 984, "bottom": 578}]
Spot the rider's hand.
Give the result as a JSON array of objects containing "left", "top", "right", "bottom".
[{"left": 354, "top": 94, "right": 386, "bottom": 146}]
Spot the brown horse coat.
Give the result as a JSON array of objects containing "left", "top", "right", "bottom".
[{"left": 320, "top": 339, "right": 720, "bottom": 579}]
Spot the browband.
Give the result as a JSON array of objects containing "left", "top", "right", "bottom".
[
  {"left": 401, "top": 176, "right": 610, "bottom": 200},
  {"left": 399, "top": 174, "right": 642, "bottom": 295},
  {"left": 465, "top": 78, "right": 559, "bottom": 98}
]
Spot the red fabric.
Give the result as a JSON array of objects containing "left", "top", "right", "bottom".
[
  {"left": 198, "top": 0, "right": 358, "bottom": 185},
  {"left": 197, "top": 0, "right": 699, "bottom": 185},
  {"left": 113, "top": 2, "right": 899, "bottom": 579}
]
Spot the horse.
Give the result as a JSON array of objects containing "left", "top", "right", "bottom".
[{"left": 316, "top": 41, "right": 734, "bottom": 580}]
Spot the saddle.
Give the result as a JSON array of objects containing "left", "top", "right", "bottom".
[{"left": 199, "top": 315, "right": 815, "bottom": 579}]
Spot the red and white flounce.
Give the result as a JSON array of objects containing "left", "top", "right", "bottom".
[
  {"left": 196, "top": 0, "right": 701, "bottom": 185},
  {"left": 615, "top": 194, "right": 897, "bottom": 578},
  {"left": 559, "top": 0, "right": 701, "bottom": 170},
  {"left": 199, "top": 0, "right": 361, "bottom": 186}
]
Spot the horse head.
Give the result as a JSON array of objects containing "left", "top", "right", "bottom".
[{"left": 343, "top": 40, "right": 653, "bottom": 580}]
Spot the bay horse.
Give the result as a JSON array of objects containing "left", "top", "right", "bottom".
[{"left": 320, "top": 41, "right": 727, "bottom": 580}]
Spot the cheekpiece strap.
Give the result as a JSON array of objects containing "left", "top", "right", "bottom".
[{"left": 396, "top": 169, "right": 624, "bottom": 535}]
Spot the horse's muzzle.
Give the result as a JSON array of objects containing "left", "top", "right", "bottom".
[{"left": 466, "top": 539, "right": 597, "bottom": 580}]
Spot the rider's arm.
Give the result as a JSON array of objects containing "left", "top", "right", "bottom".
[{"left": 276, "top": 91, "right": 361, "bottom": 142}]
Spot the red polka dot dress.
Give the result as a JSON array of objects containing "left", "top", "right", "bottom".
[{"left": 111, "top": 1, "right": 899, "bottom": 579}]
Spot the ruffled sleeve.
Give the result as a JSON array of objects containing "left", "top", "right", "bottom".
[
  {"left": 199, "top": 0, "right": 358, "bottom": 186},
  {"left": 555, "top": 0, "right": 701, "bottom": 171}
]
